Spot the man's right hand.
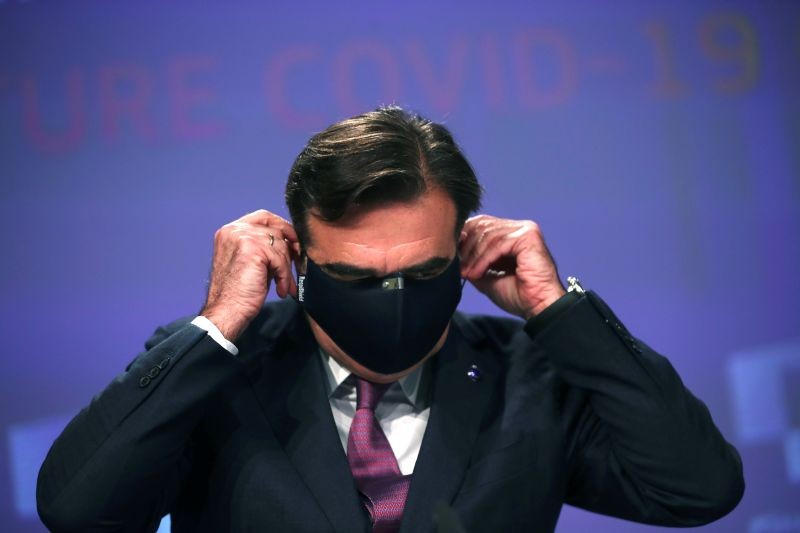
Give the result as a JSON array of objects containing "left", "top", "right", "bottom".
[{"left": 199, "top": 209, "right": 301, "bottom": 342}]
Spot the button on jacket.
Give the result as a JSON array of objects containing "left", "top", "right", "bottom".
[{"left": 36, "top": 291, "right": 744, "bottom": 532}]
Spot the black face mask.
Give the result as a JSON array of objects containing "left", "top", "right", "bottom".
[{"left": 297, "top": 255, "right": 464, "bottom": 374}]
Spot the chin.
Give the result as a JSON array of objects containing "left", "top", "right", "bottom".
[
  {"left": 306, "top": 315, "right": 450, "bottom": 383},
  {"left": 329, "top": 342, "right": 438, "bottom": 383}
]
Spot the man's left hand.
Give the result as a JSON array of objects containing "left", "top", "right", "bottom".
[{"left": 459, "top": 215, "right": 566, "bottom": 320}]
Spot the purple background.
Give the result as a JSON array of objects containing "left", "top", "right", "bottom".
[{"left": 2, "top": 1, "right": 799, "bottom": 532}]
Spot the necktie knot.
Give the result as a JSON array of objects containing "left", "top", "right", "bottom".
[{"left": 356, "top": 377, "right": 391, "bottom": 411}]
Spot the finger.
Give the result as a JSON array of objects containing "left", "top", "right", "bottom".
[
  {"left": 462, "top": 224, "right": 512, "bottom": 276},
  {"left": 286, "top": 238, "right": 302, "bottom": 260},
  {"left": 277, "top": 248, "right": 298, "bottom": 299},
  {"left": 245, "top": 232, "right": 293, "bottom": 298},
  {"left": 458, "top": 216, "right": 495, "bottom": 270},
  {"left": 271, "top": 243, "right": 297, "bottom": 299},
  {"left": 468, "top": 269, "right": 499, "bottom": 295},
  {"left": 265, "top": 245, "right": 294, "bottom": 299},
  {"left": 272, "top": 218, "right": 299, "bottom": 244},
  {"left": 239, "top": 210, "right": 300, "bottom": 243},
  {"left": 232, "top": 233, "right": 279, "bottom": 297},
  {"left": 239, "top": 209, "right": 276, "bottom": 226},
  {"left": 464, "top": 232, "right": 519, "bottom": 281},
  {"left": 276, "top": 237, "right": 301, "bottom": 299},
  {"left": 283, "top": 241, "right": 299, "bottom": 298},
  {"left": 233, "top": 227, "right": 294, "bottom": 260}
]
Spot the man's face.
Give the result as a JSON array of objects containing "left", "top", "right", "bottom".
[{"left": 302, "top": 187, "right": 459, "bottom": 383}]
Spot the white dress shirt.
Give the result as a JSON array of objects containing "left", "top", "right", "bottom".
[
  {"left": 318, "top": 349, "right": 431, "bottom": 475},
  {"left": 191, "top": 315, "right": 431, "bottom": 475},
  {"left": 191, "top": 315, "right": 239, "bottom": 355}
]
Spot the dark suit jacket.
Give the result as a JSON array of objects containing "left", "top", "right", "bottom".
[{"left": 37, "top": 291, "right": 744, "bottom": 532}]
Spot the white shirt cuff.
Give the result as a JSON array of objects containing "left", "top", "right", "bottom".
[{"left": 191, "top": 315, "right": 239, "bottom": 356}]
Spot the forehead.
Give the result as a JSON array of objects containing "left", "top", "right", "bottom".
[{"left": 305, "top": 188, "right": 458, "bottom": 272}]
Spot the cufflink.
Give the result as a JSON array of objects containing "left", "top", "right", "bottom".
[{"left": 566, "top": 276, "right": 585, "bottom": 294}]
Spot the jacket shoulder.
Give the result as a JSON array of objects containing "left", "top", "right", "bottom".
[{"left": 452, "top": 310, "right": 528, "bottom": 348}]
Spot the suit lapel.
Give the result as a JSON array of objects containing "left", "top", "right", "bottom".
[
  {"left": 240, "top": 301, "right": 495, "bottom": 533},
  {"left": 242, "top": 301, "right": 368, "bottom": 533},
  {"left": 400, "top": 316, "right": 498, "bottom": 533}
]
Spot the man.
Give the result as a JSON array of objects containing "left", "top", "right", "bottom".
[{"left": 37, "top": 106, "right": 744, "bottom": 532}]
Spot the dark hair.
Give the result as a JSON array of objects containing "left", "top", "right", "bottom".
[{"left": 285, "top": 105, "right": 483, "bottom": 249}]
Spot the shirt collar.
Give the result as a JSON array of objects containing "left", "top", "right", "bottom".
[{"left": 318, "top": 348, "right": 428, "bottom": 409}]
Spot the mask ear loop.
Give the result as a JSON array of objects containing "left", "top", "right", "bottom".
[
  {"left": 293, "top": 252, "right": 308, "bottom": 304},
  {"left": 456, "top": 252, "right": 467, "bottom": 288}
]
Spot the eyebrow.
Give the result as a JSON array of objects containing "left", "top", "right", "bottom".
[{"left": 320, "top": 256, "right": 452, "bottom": 278}]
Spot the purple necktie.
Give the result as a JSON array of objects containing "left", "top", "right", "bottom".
[{"left": 347, "top": 377, "right": 411, "bottom": 532}]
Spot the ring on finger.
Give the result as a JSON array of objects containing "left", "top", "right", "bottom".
[{"left": 268, "top": 233, "right": 275, "bottom": 247}]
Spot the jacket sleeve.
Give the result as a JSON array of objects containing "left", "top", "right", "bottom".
[
  {"left": 36, "top": 318, "right": 244, "bottom": 532},
  {"left": 525, "top": 291, "right": 744, "bottom": 526}
]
